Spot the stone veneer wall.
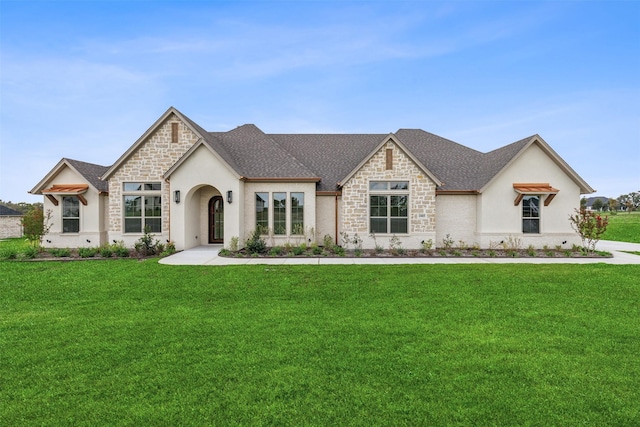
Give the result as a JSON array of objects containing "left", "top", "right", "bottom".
[
  {"left": 340, "top": 140, "right": 436, "bottom": 249},
  {"left": 108, "top": 113, "right": 198, "bottom": 237}
]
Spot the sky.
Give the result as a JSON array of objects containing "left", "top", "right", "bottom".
[{"left": 1, "top": 0, "right": 638, "bottom": 204}]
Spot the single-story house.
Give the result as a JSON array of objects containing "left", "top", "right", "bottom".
[
  {"left": 584, "top": 196, "right": 609, "bottom": 211},
  {"left": 0, "top": 205, "right": 24, "bottom": 239},
  {"left": 30, "top": 106, "right": 595, "bottom": 250}
]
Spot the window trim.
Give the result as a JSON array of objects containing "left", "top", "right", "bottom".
[
  {"left": 123, "top": 182, "right": 162, "bottom": 234},
  {"left": 522, "top": 194, "right": 541, "bottom": 234},
  {"left": 62, "top": 196, "right": 80, "bottom": 233},
  {"left": 369, "top": 181, "right": 409, "bottom": 235}
]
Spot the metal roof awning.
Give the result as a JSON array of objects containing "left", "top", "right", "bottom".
[
  {"left": 42, "top": 184, "right": 89, "bottom": 206},
  {"left": 513, "top": 183, "right": 559, "bottom": 206}
]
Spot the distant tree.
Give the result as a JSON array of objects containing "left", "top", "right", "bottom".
[
  {"left": 591, "top": 198, "right": 604, "bottom": 211},
  {"left": 580, "top": 197, "right": 587, "bottom": 209},
  {"left": 0, "top": 200, "right": 43, "bottom": 214},
  {"left": 608, "top": 198, "right": 618, "bottom": 212}
]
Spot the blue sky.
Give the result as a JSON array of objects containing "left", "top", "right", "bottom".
[{"left": 1, "top": 0, "right": 638, "bottom": 203}]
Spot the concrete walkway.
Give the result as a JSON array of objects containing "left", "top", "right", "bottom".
[{"left": 159, "top": 240, "right": 640, "bottom": 266}]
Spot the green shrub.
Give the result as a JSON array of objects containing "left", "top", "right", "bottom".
[
  {"left": 111, "top": 241, "right": 130, "bottom": 257},
  {"left": 49, "top": 248, "right": 71, "bottom": 257},
  {"left": 269, "top": 246, "right": 283, "bottom": 256},
  {"left": 22, "top": 245, "right": 40, "bottom": 259},
  {"left": 99, "top": 245, "right": 113, "bottom": 258},
  {"left": 160, "top": 241, "right": 176, "bottom": 257},
  {"left": 78, "top": 247, "right": 97, "bottom": 258},
  {"left": 0, "top": 247, "right": 18, "bottom": 260},
  {"left": 245, "top": 229, "right": 267, "bottom": 254}
]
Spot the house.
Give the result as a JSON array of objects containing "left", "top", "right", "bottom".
[
  {"left": 30, "top": 106, "right": 595, "bottom": 251},
  {"left": 584, "top": 196, "right": 609, "bottom": 211},
  {"left": 0, "top": 205, "right": 24, "bottom": 239}
]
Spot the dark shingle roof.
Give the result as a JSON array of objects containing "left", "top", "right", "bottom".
[
  {"left": 0, "top": 205, "right": 23, "bottom": 216},
  {"left": 270, "top": 133, "right": 386, "bottom": 191},
  {"left": 208, "top": 125, "right": 319, "bottom": 179},
  {"left": 65, "top": 158, "right": 110, "bottom": 193}
]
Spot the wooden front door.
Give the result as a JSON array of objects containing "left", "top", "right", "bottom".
[{"left": 208, "top": 196, "right": 224, "bottom": 244}]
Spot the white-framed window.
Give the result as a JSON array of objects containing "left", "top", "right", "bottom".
[
  {"left": 369, "top": 181, "right": 409, "bottom": 234},
  {"left": 62, "top": 196, "right": 80, "bottom": 233},
  {"left": 123, "top": 182, "right": 162, "bottom": 233},
  {"left": 522, "top": 195, "right": 540, "bottom": 234},
  {"left": 255, "top": 191, "right": 305, "bottom": 235},
  {"left": 273, "top": 192, "right": 286, "bottom": 235},
  {"left": 291, "top": 192, "right": 304, "bottom": 235}
]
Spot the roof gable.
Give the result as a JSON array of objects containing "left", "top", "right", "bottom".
[
  {"left": 479, "top": 135, "right": 595, "bottom": 194},
  {"left": 30, "top": 158, "right": 109, "bottom": 195},
  {"left": 338, "top": 134, "right": 443, "bottom": 188},
  {"left": 101, "top": 106, "right": 205, "bottom": 180}
]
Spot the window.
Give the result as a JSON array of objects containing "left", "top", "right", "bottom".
[
  {"left": 522, "top": 195, "right": 540, "bottom": 233},
  {"left": 123, "top": 182, "right": 161, "bottom": 233},
  {"left": 291, "top": 193, "right": 304, "bottom": 234},
  {"left": 62, "top": 196, "right": 79, "bottom": 233},
  {"left": 256, "top": 192, "right": 269, "bottom": 233},
  {"left": 273, "top": 193, "right": 286, "bottom": 235},
  {"left": 369, "top": 181, "right": 409, "bottom": 234}
]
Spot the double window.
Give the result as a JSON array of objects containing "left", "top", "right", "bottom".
[
  {"left": 522, "top": 195, "right": 540, "bottom": 233},
  {"left": 62, "top": 196, "right": 80, "bottom": 233},
  {"left": 255, "top": 192, "right": 304, "bottom": 235},
  {"left": 124, "top": 182, "right": 162, "bottom": 233},
  {"left": 369, "top": 181, "right": 409, "bottom": 234}
]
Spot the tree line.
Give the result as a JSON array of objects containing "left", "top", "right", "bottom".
[{"left": 582, "top": 191, "right": 639, "bottom": 213}]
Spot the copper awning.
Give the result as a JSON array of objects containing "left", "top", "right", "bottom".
[
  {"left": 513, "top": 183, "right": 559, "bottom": 206},
  {"left": 42, "top": 184, "right": 89, "bottom": 206}
]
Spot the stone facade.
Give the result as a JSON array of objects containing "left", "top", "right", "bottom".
[
  {"left": 340, "top": 140, "right": 437, "bottom": 249},
  {"left": 107, "top": 113, "right": 198, "bottom": 243},
  {"left": 0, "top": 215, "right": 23, "bottom": 239}
]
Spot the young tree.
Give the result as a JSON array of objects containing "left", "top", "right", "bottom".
[
  {"left": 608, "top": 198, "right": 618, "bottom": 213},
  {"left": 20, "top": 208, "right": 52, "bottom": 248},
  {"left": 591, "top": 198, "right": 604, "bottom": 212},
  {"left": 569, "top": 209, "right": 609, "bottom": 252}
]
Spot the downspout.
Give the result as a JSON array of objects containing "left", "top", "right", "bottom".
[{"left": 334, "top": 193, "right": 339, "bottom": 245}]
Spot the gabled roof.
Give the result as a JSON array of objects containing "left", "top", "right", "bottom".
[
  {"left": 102, "top": 106, "right": 206, "bottom": 180},
  {"left": 478, "top": 135, "right": 595, "bottom": 194},
  {"left": 0, "top": 205, "right": 23, "bottom": 216},
  {"left": 30, "top": 158, "right": 109, "bottom": 195}
]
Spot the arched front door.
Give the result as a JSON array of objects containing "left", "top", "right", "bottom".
[{"left": 208, "top": 196, "right": 224, "bottom": 244}]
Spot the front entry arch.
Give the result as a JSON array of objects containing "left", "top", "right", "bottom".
[{"left": 208, "top": 196, "right": 224, "bottom": 243}]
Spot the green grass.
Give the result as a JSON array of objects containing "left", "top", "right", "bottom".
[
  {"left": 603, "top": 211, "right": 640, "bottom": 243},
  {"left": 1, "top": 260, "right": 638, "bottom": 425}
]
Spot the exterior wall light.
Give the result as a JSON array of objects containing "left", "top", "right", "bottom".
[
  {"left": 227, "top": 190, "right": 233, "bottom": 204},
  {"left": 174, "top": 190, "right": 180, "bottom": 204}
]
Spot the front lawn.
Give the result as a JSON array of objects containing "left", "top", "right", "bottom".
[
  {"left": 1, "top": 261, "right": 638, "bottom": 425},
  {"left": 603, "top": 211, "right": 640, "bottom": 243}
]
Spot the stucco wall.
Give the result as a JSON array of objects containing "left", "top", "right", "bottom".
[
  {"left": 316, "top": 195, "right": 337, "bottom": 245},
  {"left": 477, "top": 143, "right": 582, "bottom": 248},
  {"left": 435, "top": 194, "right": 477, "bottom": 247},
  {"left": 340, "top": 140, "right": 437, "bottom": 249},
  {"left": 168, "top": 144, "right": 242, "bottom": 250},
  {"left": 107, "top": 113, "right": 197, "bottom": 247},
  {"left": 38, "top": 166, "right": 106, "bottom": 248}
]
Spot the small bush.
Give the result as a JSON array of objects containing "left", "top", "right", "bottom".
[
  {"left": 99, "top": 245, "right": 113, "bottom": 258},
  {"left": 269, "top": 246, "right": 283, "bottom": 256},
  {"left": 111, "top": 241, "right": 130, "bottom": 257},
  {"left": 245, "top": 229, "right": 267, "bottom": 254},
  {"left": 441, "top": 234, "right": 454, "bottom": 250},
  {"left": 292, "top": 245, "right": 304, "bottom": 256},
  {"left": 323, "top": 234, "right": 334, "bottom": 248},
  {"left": 0, "top": 247, "right": 18, "bottom": 260},
  {"left": 23, "top": 246, "right": 40, "bottom": 259},
  {"left": 229, "top": 236, "right": 239, "bottom": 252},
  {"left": 49, "top": 248, "right": 71, "bottom": 257},
  {"left": 78, "top": 247, "right": 97, "bottom": 258},
  {"left": 160, "top": 241, "right": 176, "bottom": 257}
]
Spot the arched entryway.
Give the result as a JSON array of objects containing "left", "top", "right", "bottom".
[{"left": 208, "top": 196, "right": 224, "bottom": 243}]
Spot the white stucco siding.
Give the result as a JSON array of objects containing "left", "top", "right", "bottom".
[
  {"left": 435, "top": 194, "right": 477, "bottom": 247},
  {"left": 39, "top": 166, "right": 105, "bottom": 248},
  {"left": 243, "top": 181, "right": 317, "bottom": 247},
  {"left": 316, "top": 195, "right": 337, "bottom": 245},
  {"left": 169, "top": 145, "right": 241, "bottom": 250},
  {"left": 477, "top": 143, "right": 582, "bottom": 248}
]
